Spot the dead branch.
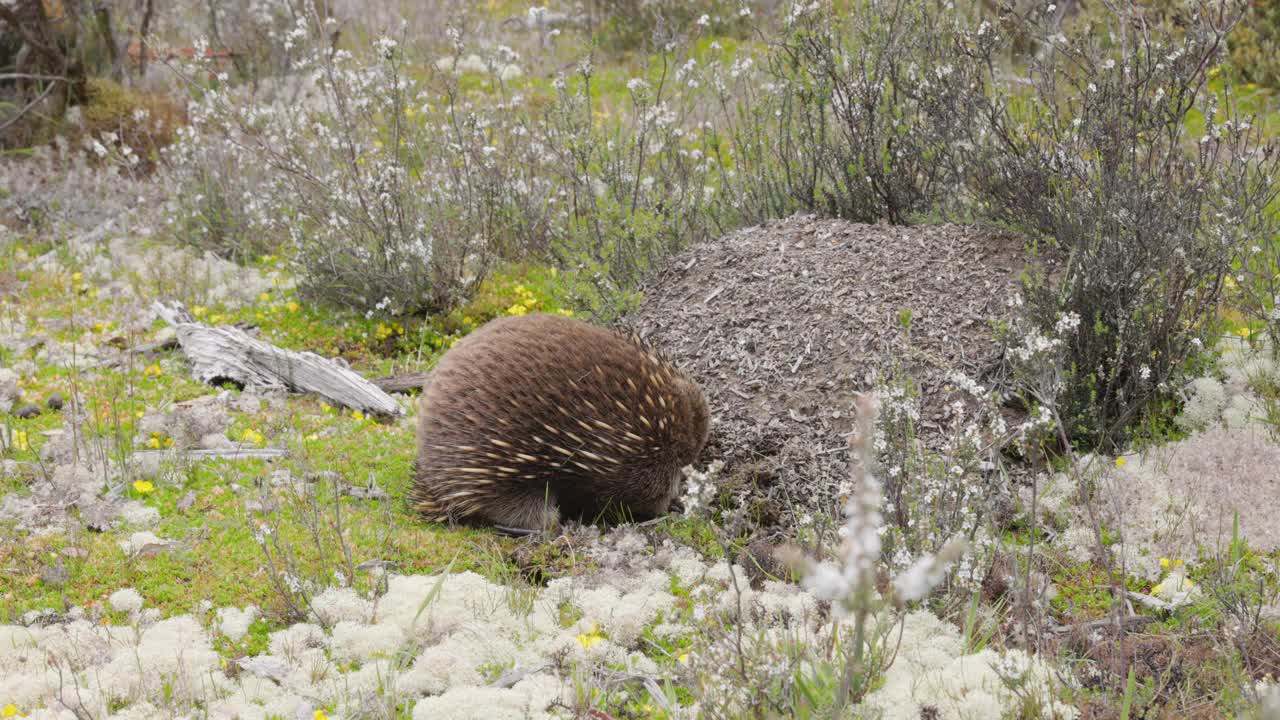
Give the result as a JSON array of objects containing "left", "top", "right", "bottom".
[
  {"left": 132, "top": 447, "right": 288, "bottom": 462},
  {"left": 371, "top": 371, "right": 431, "bottom": 395},
  {"left": 152, "top": 300, "right": 405, "bottom": 417}
]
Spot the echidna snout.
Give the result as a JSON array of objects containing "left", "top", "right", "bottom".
[{"left": 411, "top": 313, "right": 710, "bottom": 529}]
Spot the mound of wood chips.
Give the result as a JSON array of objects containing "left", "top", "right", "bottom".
[{"left": 624, "top": 215, "right": 1037, "bottom": 534}]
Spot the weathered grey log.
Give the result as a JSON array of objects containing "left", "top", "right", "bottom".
[
  {"left": 372, "top": 371, "right": 431, "bottom": 394},
  {"left": 131, "top": 447, "right": 289, "bottom": 461},
  {"left": 152, "top": 301, "right": 405, "bottom": 417}
]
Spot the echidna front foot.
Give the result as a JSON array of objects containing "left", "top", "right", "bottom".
[
  {"left": 484, "top": 489, "right": 561, "bottom": 534},
  {"left": 492, "top": 524, "right": 547, "bottom": 537}
]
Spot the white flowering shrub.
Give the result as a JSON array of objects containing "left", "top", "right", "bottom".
[
  {"left": 1229, "top": 199, "right": 1280, "bottom": 358},
  {"left": 167, "top": 25, "right": 526, "bottom": 313},
  {"left": 538, "top": 57, "right": 723, "bottom": 314},
  {"left": 163, "top": 8, "right": 723, "bottom": 316},
  {"left": 706, "top": 0, "right": 1000, "bottom": 225},
  {"left": 873, "top": 374, "right": 1023, "bottom": 577},
  {"left": 965, "top": 2, "right": 1280, "bottom": 450}
]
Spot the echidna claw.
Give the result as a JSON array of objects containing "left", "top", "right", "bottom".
[{"left": 493, "top": 524, "right": 544, "bottom": 537}]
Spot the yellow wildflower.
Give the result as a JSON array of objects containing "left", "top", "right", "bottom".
[
  {"left": 286, "top": 301, "right": 300, "bottom": 313},
  {"left": 405, "top": 106, "right": 417, "bottom": 118},
  {"left": 314, "top": 711, "right": 328, "bottom": 720},
  {"left": 678, "top": 652, "right": 689, "bottom": 665},
  {"left": 576, "top": 624, "right": 603, "bottom": 650},
  {"left": 71, "top": 272, "right": 83, "bottom": 282},
  {"left": 306, "top": 433, "right": 319, "bottom": 441},
  {"left": 1159, "top": 557, "right": 1170, "bottom": 569},
  {"left": 2, "top": 704, "right": 20, "bottom": 718},
  {"left": 192, "top": 306, "right": 207, "bottom": 318},
  {"left": 10, "top": 430, "right": 27, "bottom": 452},
  {"left": 1114, "top": 457, "right": 1126, "bottom": 468},
  {"left": 557, "top": 309, "right": 573, "bottom": 317},
  {"left": 92, "top": 322, "right": 105, "bottom": 333},
  {"left": 240, "top": 428, "right": 264, "bottom": 445},
  {"left": 145, "top": 432, "right": 174, "bottom": 449},
  {"left": 352, "top": 409, "right": 365, "bottom": 422},
  {"left": 259, "top": 292, "right": 271, "bottom": 303},
  {"left": 144, "top": 363, "right": 163, "bottom": 377},
  {"left": 133, "top": 480, "right": 155, "bottom": 495},
  {"left": 506, "top": 303, "right": 528, "bottom": 316},
  {"left": 1239, "top": 326, "right": 1252, "bottom": 340}
]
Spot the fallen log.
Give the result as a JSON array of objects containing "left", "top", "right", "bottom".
[
  {"left": 372, "top": 372, "right": 431, "bottom": 395},
  {"left": 131, "top": 447, "right": 288, "bottom": 462},
  {"left": 152, "top": 301, "right": 405, "bottom": 417}
]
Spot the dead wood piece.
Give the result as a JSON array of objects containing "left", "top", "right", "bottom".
[
  {"left": 132, "top": 447, "right": 288, "bottom": 461},
  {"left": 152, "top": 301, "right": 405, "bottom": 417},
  {"left": 372, "top": 372, "right": 431, "bottom": 394},
  {"left": 1048, "top": 615, "right": 1154, "bottom": 634}
]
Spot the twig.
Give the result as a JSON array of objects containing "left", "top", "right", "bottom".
[
  {"left": 0, "top": 79, "right": 59, "bottom": 134},
  {"left": 0, "top": 72, "right": 65, "bottom": 81}
]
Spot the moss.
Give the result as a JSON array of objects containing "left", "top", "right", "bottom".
[{"left": 80, "top": 77, "right": 185, "bottom": 165}]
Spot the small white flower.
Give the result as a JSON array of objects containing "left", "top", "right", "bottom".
[
  {"left": 1055, "top": 312, "right": 1081, "bottom": 334},
  {"left": 374, "top": 36, "right": 398, "bottom": 59},
  {"left": 697, "top": 14, "right": 710, "bottom": 26}
]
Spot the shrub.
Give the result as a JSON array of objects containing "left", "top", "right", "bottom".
[
  {"left": 1229, "top": 0, "right": 1280, "bottom": 90},
  {"left": 538, "top": 59, "right": 723, "bottom": 317},
  {"left": 586, "top": 0, "right": 755, "bottom": 52},
  {"left": 168, "top": 30, "right": 535, "bottom": 314},
  {"left": 165, "top": 14, "right": 723, "bottom": 317},
  {"left": 80, "top": 77, "right": 185, "bottom": 170},
  {"left": 712, "top": 0, "right": 999, "bottom": 225},
  {"left": 967, "top": 1, "right": 1279, "bottom": 450}
]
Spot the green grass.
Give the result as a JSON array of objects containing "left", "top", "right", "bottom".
[
  {"left": 0, "top": 223, "right": 679, "bottom": 634},
  {"left": 0, "top": 240, "right": 598, "bottom": 626}
]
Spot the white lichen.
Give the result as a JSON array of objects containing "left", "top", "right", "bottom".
[
  {"left": 108, "top": 587, "right": 145, "bottom": 614},
  {"left": 216, "top": 605, "right": 259, "bottom": 643}
]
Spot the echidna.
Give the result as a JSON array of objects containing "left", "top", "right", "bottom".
[{"left": 411, "top": 313, "right": 710, "bottom": 530}]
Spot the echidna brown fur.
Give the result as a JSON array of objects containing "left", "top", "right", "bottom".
[{"left": 411, "top": 313, "right": 710, "bottom": 529}]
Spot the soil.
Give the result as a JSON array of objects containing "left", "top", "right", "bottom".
[{"left": 624, "top": 214, "right": 1038, "bottom": 535}]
